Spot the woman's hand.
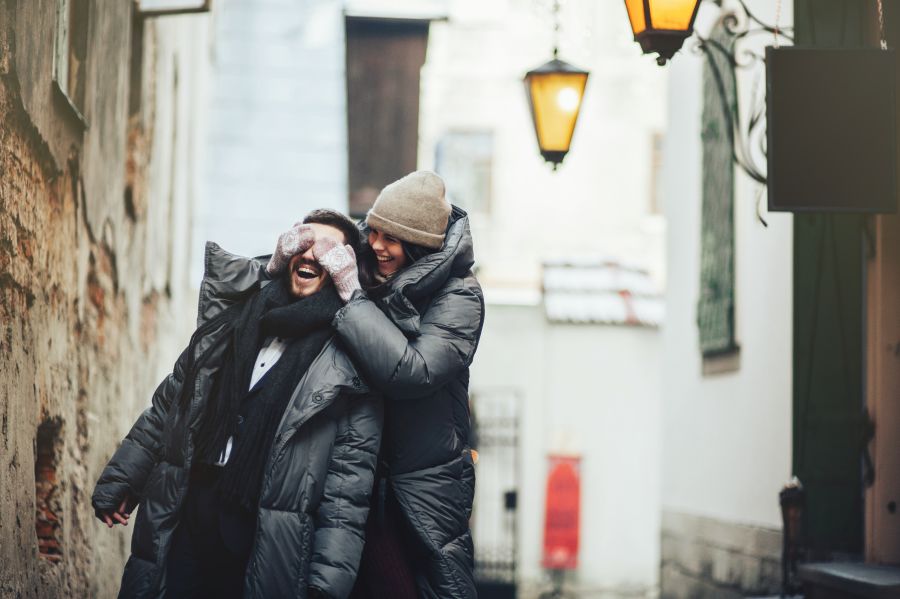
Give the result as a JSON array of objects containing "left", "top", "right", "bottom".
[
  {"left": 313, "top": 237, "right": 362, "bottom": 302},
  {"left": 99, "top": 496, "right": 134, "bottom": 528},
  {"left": 266, "top": 223, "right": 316, "bottom": 276}
]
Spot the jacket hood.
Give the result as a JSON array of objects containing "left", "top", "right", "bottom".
[{"left": 361, "top": 205, "right": 475, "bottom": 303}]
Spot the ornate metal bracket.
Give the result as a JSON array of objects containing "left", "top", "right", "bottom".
[{"left": 693, "top": 0, "right": 794, "bottom": 186}]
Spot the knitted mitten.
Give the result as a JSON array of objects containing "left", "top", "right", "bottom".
[
  {"left": 312, "top": 237, "right": 362, "bottom": 302},
  {"left": 266, "top": 223, "right": 315, "bottom": 276}
]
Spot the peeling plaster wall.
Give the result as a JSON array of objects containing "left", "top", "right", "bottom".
[{"left": 0, "top": 2, "right": 211, "bottom": 597}]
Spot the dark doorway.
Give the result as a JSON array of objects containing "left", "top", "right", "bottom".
[
  {"left": 793, "top": 214, "right": 866, "bottom": 557},
  {"left": 471, "top": 388, "right": 521, "bottom": 599},
  {"left": 345, "top": 17, "right": 429, "bottom": 217},
  {"left": 791, "top": 0, "right": 874, "bottom": 560}
]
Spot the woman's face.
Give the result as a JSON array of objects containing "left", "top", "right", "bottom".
[{"left": 368, "top": 228, "right": 408, "bottom": 277}]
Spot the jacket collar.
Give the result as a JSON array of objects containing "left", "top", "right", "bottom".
[
  {"left": 197, "top": 241, "right": 273, "bottom": 327},
  {"left": 268, "top": 337, "right": 370, "bottom": 465}
]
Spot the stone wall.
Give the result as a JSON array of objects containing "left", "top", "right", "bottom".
[
  {"left": 0, "top": 2, "right": 209, "bottom": 597},
  {"left": 660, "top": 510, "right": 782, "bottom": 599}
]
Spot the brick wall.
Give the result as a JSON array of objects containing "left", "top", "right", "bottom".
[{"left": 0, "top": 2, "right": 209, "bottom": 597}]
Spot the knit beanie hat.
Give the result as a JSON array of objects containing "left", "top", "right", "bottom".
[{"left": 366, "top": 171, "right": 452, "bottom": 250}]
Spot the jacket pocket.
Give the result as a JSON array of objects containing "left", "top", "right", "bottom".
[
  {"left": 130, "top": 461, "right": 185, "bottom": 564},
  {"left": 245, "top": 509, "right": 313, "bottom": 598},
  {"left": 118, "top": 555, "right": 160, "bottom": 599},
  {"left": 137, "top": 462, "right": 162, "bottom": 501},
  {"left": 390, "top": 455, "right": 470, "bottom": 551}
]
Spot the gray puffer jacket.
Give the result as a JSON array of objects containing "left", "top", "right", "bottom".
[
  {"left": 334, "top": 206, "right": 484, "bottom": 598},
  {"left": 92, "top": 242, "right": 382, "bottom": 599}
]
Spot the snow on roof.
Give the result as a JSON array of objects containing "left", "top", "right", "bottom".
[{"left": 542, "top": 260, "right": 664, "bottom": 327}]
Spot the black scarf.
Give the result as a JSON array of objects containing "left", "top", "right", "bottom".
[{"left": 193, "top": 279, "right": 342, "bottom": 510}]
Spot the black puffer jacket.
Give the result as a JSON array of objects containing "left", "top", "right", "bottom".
[
  {"left": 333, "top": 206, "right": 484, "bottom": 598},
  {"left": 92, "top": 243, "right": 382, "bottom": 599}
]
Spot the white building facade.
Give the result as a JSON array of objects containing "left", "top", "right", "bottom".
[
  {"left": 418, "top": 2, "right": 668, "bottom": 597},
  {"left": 656, "top": 1, "right": 794, "bottom": 597}
]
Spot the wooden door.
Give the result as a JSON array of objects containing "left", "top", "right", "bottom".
[{"left": 345, "top": 17, "right": 429, "bottom": 217}]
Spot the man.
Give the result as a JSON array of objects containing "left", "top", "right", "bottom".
[{"left": 92, "top": 209, "right": 382, "bottom": 599}]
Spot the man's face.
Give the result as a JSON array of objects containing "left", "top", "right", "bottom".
[{"left": 287, "top": 223, "right": 346, "bottom": 299}]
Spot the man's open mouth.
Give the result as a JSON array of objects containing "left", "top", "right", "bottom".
[{"left": 295, "top": 263, "right": 321, "bottom": 279}]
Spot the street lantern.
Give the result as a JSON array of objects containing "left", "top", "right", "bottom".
[
  {"left": 624, "top": 0, "right": 702, "bottom": 65},
  {"left": 524, "top": 56, "right": 589, "bottom": 168}
]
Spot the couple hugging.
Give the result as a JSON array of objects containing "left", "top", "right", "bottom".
[{"left": 92, "top": 171, "right": 484, "bottom": 599}]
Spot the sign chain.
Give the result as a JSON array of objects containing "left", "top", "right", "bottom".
[
  {"left": 774, "top": 0, "right": 782, "bottom": 48},
  {"left": 877, "top": 0, "right": 887, "bottom": 50},
  {"left": 552, "top": 0, "right": 561, "bottom": 57}
]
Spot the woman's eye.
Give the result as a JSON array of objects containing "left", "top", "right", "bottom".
[{"left": 386, "top": 235, "right": 398, "bottom": 243}]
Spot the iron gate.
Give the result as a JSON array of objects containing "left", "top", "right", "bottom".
[{"left": 470, "top": 388, "right": 521, "bottom": 599}]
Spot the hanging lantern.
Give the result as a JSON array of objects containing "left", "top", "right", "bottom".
[
  {"left": 523, "top": 56, "right": 589, "bottom": 168},
  {"left": 624, "top": 0, "right": 702, "bottom": 65}
]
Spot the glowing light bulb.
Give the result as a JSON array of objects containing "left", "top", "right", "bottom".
[{"left": 556, "top": 87, "right": 580, "bottom": 112}]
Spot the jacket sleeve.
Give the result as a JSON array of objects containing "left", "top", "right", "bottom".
[
  {"left": 332, "top": 283, "right": 484, "bottom": 400},
  {"left": 308, "top": 393, "right": 383, "bottom": 599},
  {"left": 91, "top": 347, "right": 188, "bottom": 515}
]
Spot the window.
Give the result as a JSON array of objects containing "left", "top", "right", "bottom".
[
  {"left": 136, "top": 0, "right": 212, "bottom": 16},
  {"left": 697, "top": 18, "right": 739, "bottom": 370},
  {"left": 53, "top": 0, "right": 90, "bottom": 126},
  {"left": 648, "top": 132, "right": 664, "bottom": 215}
]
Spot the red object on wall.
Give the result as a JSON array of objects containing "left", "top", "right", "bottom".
[{"left": 542, "top": 454, "right": 581, "bottom": 570}]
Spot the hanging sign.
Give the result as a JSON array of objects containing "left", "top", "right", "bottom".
[
  {"left": 542, "top": 454, "right": 581, "bottom": 570},
  {"left": 766, "top": 47, "right": 897, "bottom": 213}
]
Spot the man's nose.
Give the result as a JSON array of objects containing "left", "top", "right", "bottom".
[{"left": 300, "top": 246, "right": 316, "bottom": 260}]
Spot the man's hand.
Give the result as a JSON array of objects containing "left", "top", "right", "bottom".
[
  {"left": 99, "top": 496, "right": 134, "bottom": 528},
  {"left": 266, "top": 223, "right": 316, "bottom": 276},
  {"left": 312, "top": 237, "right": 362, "bottom": 302}
]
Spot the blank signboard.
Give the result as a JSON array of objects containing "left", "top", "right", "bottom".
[{"left": 766, "top": 47, "right": 898, "bottom": 213}]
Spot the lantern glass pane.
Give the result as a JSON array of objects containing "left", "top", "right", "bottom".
[
  {"left": 624, "top": 0, "right": 646, "bottom": 35},
  {"left": 648, "top": 0, "right": 698, "bottom": 31},
  {"left": 528, "top": 72, "right": 588, "bottom": 153}
]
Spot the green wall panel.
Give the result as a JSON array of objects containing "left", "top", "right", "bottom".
[{"left": 792, "top": 0, "right": 870, "bottom": 557}]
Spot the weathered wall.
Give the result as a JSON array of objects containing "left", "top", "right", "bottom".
[
  {"left": 660, "top": 512, "right": 781, "bottom": 599},
  {"left": 0, "top": 2, "right": 210, "bottom": 597}
]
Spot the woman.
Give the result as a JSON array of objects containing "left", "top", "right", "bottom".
[{"left": 312, "top": 170, "right": 484, "bottom": 599}]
